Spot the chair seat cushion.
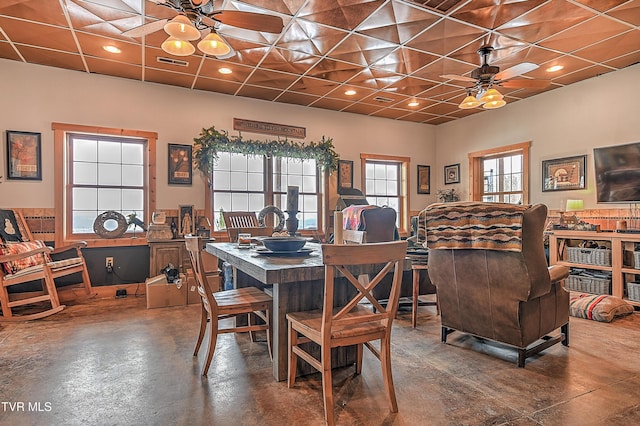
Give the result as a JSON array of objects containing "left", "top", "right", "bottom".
[
  {"left": 569, "top": 293, "right": 634, "bottom": 322},
  {"left": 1, "top": 240, "right": 48, "bottom": 274}
]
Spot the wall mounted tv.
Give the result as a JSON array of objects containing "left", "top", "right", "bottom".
[{"left": 594, "top": 141, "right": 640, "bottom": 203}]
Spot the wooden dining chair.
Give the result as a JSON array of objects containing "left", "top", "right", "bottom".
[
  {"left": 222, "top": 211, "right": 259, "bottom": 229},
  {"left": 0, "top": 209, "right": 93, "bottom": 321},
  {"left": 286, "top": 240, "right": 407, "bottom": 425},
  {"left": 184, "top": 235, "right": 272, "bottom": 376}
]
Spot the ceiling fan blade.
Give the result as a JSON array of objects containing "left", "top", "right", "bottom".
[
  {"left": 210, "top": 10, "right": 284, "bottom": 33},
  {"left": 122, "top": 18, "right": 168, "bottom": 37},
  {"left": 494, "top": 62, "right": 538, "bottom": 81},
  {"left": 440, "top": 74, "right": 476, "bottom": 83},
  {"left": 499, "top": 79, "right": 551, "bottom": 89}
]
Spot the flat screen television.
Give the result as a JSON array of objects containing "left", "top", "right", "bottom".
[{"left": 593, "top": 142, "right": 640, "bottom": 203}]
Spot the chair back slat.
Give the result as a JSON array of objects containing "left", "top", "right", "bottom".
[
  {"left": 321, "top": 241, "right": 407, "bottom": 332},
  {"left": 222, "top": 212, "right": 259, "bottom": 229},
  {"left": 184, "top": 236, "right": 218, "bottom": 315}
]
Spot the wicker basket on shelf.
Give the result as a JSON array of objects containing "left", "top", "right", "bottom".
[
  {"left": 566, "top": 247, "right": 611, "bottom": 266},
  {"left": 565, "top": 274, "right": 611, "bottom": 295},
  {"left": 627, "top": 282, "right": 640, "bottom": 302}
]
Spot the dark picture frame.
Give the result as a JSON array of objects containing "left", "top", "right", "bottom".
[
  {"left": 168, "top": 144, "right": 192, "bottom": 185},
  {"left": 417, "top": 165, "right": 430, "bottom": 194},
  {"left": 338, "top": 159, "right": 354, "bottom": 190},
  {"left": 6, "top": 130, "right": 42, "bottom": 180},
  {"left": 178, "top": 204, "right": 194, "bottom": 236},
  {"left": 542, "top": 155, "right": 586, "bottom": 192},
  {"left": 444, "top": 163, "right": 460, "bottom": 185}
]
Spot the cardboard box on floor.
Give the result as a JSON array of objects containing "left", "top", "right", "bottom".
[
  {"left": 185, "top": 269, "right": 221, "bottom": 305},
  {"left": 145, "top": 274, "right": 187, "bottom": 309}
]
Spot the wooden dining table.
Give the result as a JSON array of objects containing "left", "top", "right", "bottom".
[{"left": 205, "top": 241, "right": 411, "bottom": 381}]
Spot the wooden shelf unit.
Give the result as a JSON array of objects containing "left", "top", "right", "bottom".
[{"left": 548, "top": 230, "right": 640, "bottom": 306}]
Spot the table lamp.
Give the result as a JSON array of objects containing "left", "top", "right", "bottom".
[{"left": 561, "top": 199, "right": 584, "bottom": 227}]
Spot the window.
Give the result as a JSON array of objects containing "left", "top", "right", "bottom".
[
  {"left": 212, "top": 153, "right": 321, "bottom": 232},
  {"left": 53, "top": 123, "right": 157, "bottom": 246},
  {"left": 468, "top": 142, "right": 530, "bottom": 204},
  {"left": 360, "top": 154, "right": 410, "bottom": 233}
]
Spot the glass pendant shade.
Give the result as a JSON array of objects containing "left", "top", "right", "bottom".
[
  {"left": 459, "top": 94, "right": 481, "bottom": 109},
  {"left": 197, "top": 33, "right": 231, "bottom": 56},
  {"left": 161, "top": 36, "right": 195, "bottom": 56},
  {"left": 164, "top": 15, "right": 200, "bottom": 41},
  {"left": 482, "top": 99, "right": 507, "bottom": 109},
  {"left": 479, "top": 88, "right": 504, "bottom": 103}
]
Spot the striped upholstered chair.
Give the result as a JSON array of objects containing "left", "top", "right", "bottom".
[{"left": 424, "top": 202, "right": 570, "bottom": 367}]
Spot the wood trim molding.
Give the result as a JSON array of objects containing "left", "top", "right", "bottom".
[{"left": 52, "top": 122, "right": 157, "bottom": 247}]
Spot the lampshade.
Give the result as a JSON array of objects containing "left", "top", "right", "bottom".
[
  {"left": 164, "top": 15, "right": 200, "bottom": 41},
  {"left": 459, "top": 94, "right": 481, "bottom": 109},
  {"left": 161, "top": 36, "right": 195, "bottom": 56},
  {"left": 566, "top": 199, "right": 584, "bottom": 212},
  {"left": 479, "top": 88, "right": 504, "bottom": 103},
  {"left": 482, "top": 99, "right": 507, "bottom": 109},
  {"left": 197, "top": 32, "right": 231, "bottom": 56}
]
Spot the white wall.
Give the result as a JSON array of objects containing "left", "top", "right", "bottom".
[
  {"left": 435, "top": 63, "right": 640, "bottom": 210},
  {"left": 0, "top": 59, "right": 437, "bottom": 211}
]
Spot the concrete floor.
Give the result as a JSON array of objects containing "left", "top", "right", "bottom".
[{"left": 1, "top": 295, "right": 639, "bottom": 426}]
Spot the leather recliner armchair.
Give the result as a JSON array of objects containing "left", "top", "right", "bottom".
[{"left": 425, "top": 202, "right": 570, "bottom": 367}]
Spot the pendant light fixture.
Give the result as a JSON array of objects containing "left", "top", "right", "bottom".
[
  {"left": 164, "top": 15, "right": 200, "bottom": 41},
  {"left": 458, "top": 86, "right": 507, "bottom": 110},
  {"left": 197, "top": 31, "right": 231, "bottom": 56}
]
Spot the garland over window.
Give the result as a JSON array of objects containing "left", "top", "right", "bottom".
[{"left": 193, "top": 126, "right": 339, "bottom": 176}]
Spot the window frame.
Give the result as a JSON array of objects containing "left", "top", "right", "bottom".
[
  {"left": 360, "top": 153, "right": 410, "bottom": 236},
  {"left": 53, "top": 123, "right": 157, "bottom": 247},
  {"left": 468, "top": 141, "right": 530, "bottom": 204},
  {"left": 209, "top": 153, "right": 325, "bottom": 237}
]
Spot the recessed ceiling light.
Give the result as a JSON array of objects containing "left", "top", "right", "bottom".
[
  {"left": 218, "top": 67, "right": 232, "bottom": 74},
  {"left": 344, "top": 89, "right": 357, "bottom": 96},
  {"left": 103, "top": 45, "right": 121, "bottom": 54},
  {"left": 408, "top": 101, "right": 420, "bottom": 107},
  {"left": 546, "top": 65, "right": 564, "bottom": 72}
]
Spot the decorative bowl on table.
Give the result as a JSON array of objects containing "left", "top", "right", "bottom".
[{"left": 261, "top": 236, "right": 307, "bottom": 252}]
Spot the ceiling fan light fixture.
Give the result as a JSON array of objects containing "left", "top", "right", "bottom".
[
  {"left": 161, "top": 36, "right": 195, "bottom": 56},
  {"left": 197, "top": 32, "right": 231, "bottom": 56},
  {"left": 459, "top": 94, "right": 481, "bottom": 109},
  {"left": 479, "top": 88, "right": 503, "bottom": 103},
  {"left": 482, "top": 99, "right": 507, "bottom": 109},
  {"left": 164, "top": 15, "right": 200, "bottom": 41}
]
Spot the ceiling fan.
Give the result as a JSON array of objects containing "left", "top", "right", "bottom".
[
  {"left": 122, "top": 0, "right": 284, "bottom": 58},
  {"left": 441, "top": 46, "right": 551, "bottom": 109}
]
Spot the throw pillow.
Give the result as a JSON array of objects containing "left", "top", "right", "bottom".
[
  {"left": 1, "top": 240, "right": 49, "bottom": 275},
  {"left": 569, "top": 293, "right": 634, "bottom": 322}
]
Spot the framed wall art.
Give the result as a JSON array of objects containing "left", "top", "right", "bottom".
[
  {"left": 338, "top": 159, "right": 353, "bottom": 190},
  {"left": 444, "top": 163, "right": 460, "bottom": 185},
  {"left": 542, "top": 155, "right": 586, "bottom": 192},
  {"left": 6, "top": 130, "right": 42, "bottom": 180},
  {"left": 178, "top": 204, "right": 194, "bottom": 236},
  {"left": 417, "top": 165, "right": 430, "bottom": 194},
  {"left": 168, "top": 143, "right": 192, "bottom": 185}
]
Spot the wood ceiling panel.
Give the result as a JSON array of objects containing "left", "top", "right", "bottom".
[
  {"left": 0, "top": 18, "right": 78, "bottom": 53},
  {"left": 144, "top": 68, "right": 195, "bottom": 88},
  {"left": 17, "top": 46, "right": 86, "bottom": 71},
  {"left": 1, "top": 0, "right": 638, "bottom": 125},
  {"left": 84, "top": 56, "right": 142, "bottom": 80}
]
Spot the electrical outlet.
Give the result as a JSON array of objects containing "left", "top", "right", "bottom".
[{"left": 106, "top": 257, "right": 114, "bottom": 272}]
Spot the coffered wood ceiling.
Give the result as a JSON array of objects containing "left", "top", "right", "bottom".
[{"left": 1, "top": 0, "right": 639, "bottom": 125}]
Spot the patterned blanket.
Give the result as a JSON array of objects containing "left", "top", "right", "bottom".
[
  {"left": 424, "top": 202, "right": 527, "bottom": 252},
  {"left": 342, "top": 205, "right": 378, "bottom": 230}
]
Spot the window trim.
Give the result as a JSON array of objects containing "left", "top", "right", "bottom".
[
  {"left": 468, "top": 141, "right": 530, "bottom": 204},
  {"left": 53, "top": 122, "right": 157, "bottom": 247},
  {"left": 360, "top": 153, "right": 410, "bottom": 236}
]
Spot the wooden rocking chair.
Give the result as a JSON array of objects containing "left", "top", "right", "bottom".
[{"left": 0, "top": 209, "right": 93, "bottom": 321}]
